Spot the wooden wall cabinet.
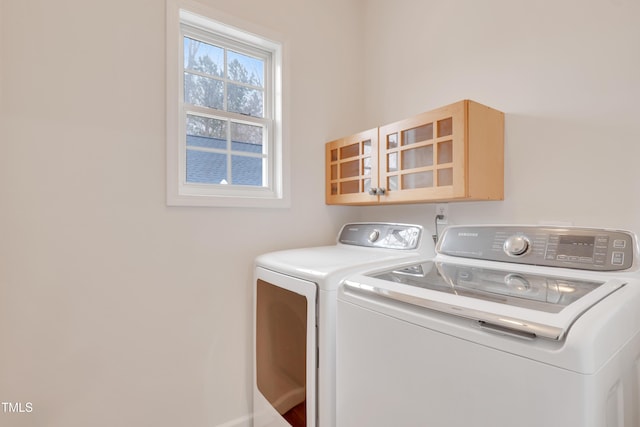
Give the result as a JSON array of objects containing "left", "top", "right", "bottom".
[{"left": 325, "top": 100, "right": 504, "bottom": 205}]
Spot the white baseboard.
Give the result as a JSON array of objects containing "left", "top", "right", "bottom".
[{"left": 215, "top": 413, "right": 253, "bottom": 427}]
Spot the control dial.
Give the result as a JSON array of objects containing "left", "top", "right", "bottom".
[
  {"left": 368, "top": 229, "right": 381, "bottom": 243},
  {"left": 503, "top": 235, "right": 531, "bottom": 257}
]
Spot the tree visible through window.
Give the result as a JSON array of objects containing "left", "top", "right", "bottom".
[
  {"left": 183, "top": 33, "right": 268, "bottom": 186},
  {"left": 167, "top": 5, "right": 284, "bottom": 207}
]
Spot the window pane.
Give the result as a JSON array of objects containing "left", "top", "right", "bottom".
[
  {"left": 387, "top": 133, "right": 398, "bottom": 149},
  {"left": 186, "top": 135, "right": 226, "bottom": 150},
  {"left": 402, "top": 123, "right": 433, "bottom": 145},
  {"left": 437, "top": 117, "right": 453, "bottom": 137},
  {"left": 363, "top": 157, "right": 371, "bottom": 176},
  {"left": 402, "top": 145, "right": 433, "bottom": 169},
  {"left": 363, "top": 140, "right": 372, "bottom": 154},
  {"left": 388, "top": 175, "right": 398, "bottom": 191},
  {"left": 340, "top": 160, "right": 359, "bottom": 178},
  {"left": 227, "top": 83, "right": 264, "bottom": 117},
  {"left": 231, "top": 122, "right": 263, "bottom": 153},
  {"left": 340, "top": 143, "right": 359, "bottom": 159},
  {"left": 341, "top": 180, "right": 359, "bottom": 194},
  {"left": 228, "top": 50, "right": 264, "bottom": 87},
  {"left": 184, "top": 72, "right": 223, "bottom": 109},
  {"left": 232, "top": 155, "right": 263, "bottom": 186},
  {"left": 437, "top": 140, "right": 453, "bottom": 164},
  {"left": 184, "top": 37, "right": 223, "bottom": 77},
  {"left": 186, "top": 150, "right": 227, "bottom": 184},
  {"left": 186, "top": 115, "right": 227, "bottom": 149},
  {"left": 438, "top": 168, "right": 453, "bottom": 186},
  {"left": 402, "top": 171, "right": 433, "bottom": 189},
  {"left": 388, "top": 152, "right": 398, "bottom": 172}
]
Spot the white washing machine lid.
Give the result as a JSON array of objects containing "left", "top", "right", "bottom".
[
  {"left": 255, "top": 223, "right": 436, "bottom": 290},
  {"left": 342, "top": 259, "right": 627, "bottom": 340},
  {"left": 256, "top": 244, "right": 428, "bottom": 290}
]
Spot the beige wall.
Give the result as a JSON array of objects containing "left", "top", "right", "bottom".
[
  {"left": 355, "top": 0, "right": 640, "bottom": 232},
  {"left": 0, "top": 0, "right": 362, "bottom": 426}
]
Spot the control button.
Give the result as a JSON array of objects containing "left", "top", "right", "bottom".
[
  {"left": 368, "top": 230, "right": 380, "bottom": 243},
  {"left": 612, "top": 252, "right": 624, "bottom": 266},
  {"left": 579, "top": 257, "right": 594, "bottom": 263},
  {"left": 613, "top": 239, "right": 627, "bottom": 249},
  {"left": 503, "top": 235, "right": 531, "bottom": 257},
  {"left": 568, "top": 256, "right": 579, "bottom": 262}
]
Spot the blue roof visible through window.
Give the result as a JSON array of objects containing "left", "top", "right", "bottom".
[{"left": 186, "top": 135, "right": 262, "bottom": 185}]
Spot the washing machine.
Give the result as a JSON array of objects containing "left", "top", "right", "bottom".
[
  {"left": 337, "top": 225, "right": 640, "bottom": 427},
  {"left": 253, "top": 222, "right": 435, "bottom": 427}
]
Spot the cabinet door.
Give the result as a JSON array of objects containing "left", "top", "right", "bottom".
[
  {"left": 325, "top": 128, "right": 379, "bottom": 205},
  {"left": 378, "top": 101, "right": 466, "bottom": 203}
]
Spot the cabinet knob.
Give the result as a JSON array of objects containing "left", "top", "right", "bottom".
[{"left": 368, "top": 187, "right": 386, "bottom": 196}]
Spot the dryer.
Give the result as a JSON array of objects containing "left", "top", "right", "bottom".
[
  {"left": 253, "top": 223, "right": 434, "bottom": 427},
  {"left": 337, "top": 225, "right": 640, "bottom": 427}
]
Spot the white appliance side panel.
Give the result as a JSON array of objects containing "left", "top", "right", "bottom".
[
  {"left": 254, "top": 267, "right": 317, "bottom": 427},
  {"left": 317, "top": 289, "right": 337, "bottom": 427},
  {"left": 336, "top": 299, "right": 627, "bottom": 427},
  {"left": 340, "top": 277, "right": 640, "bottom": 374}
]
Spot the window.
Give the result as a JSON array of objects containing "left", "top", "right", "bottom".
[{"left": 166, "top": 1, "right": 287, "bottom": 207}]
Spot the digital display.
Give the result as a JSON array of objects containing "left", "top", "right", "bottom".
[{"left": 558, "top": 235, "right": 595, "bottom": 258}]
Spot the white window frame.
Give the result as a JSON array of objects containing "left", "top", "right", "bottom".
[{"left": 166, "top": 0, "right": 288, "bottom": 207}]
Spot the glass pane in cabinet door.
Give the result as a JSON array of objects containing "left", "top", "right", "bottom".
[
  {"left": 363, "top": 178, "right": 371, "bottom": 193},
  {"left": 387, "top": 152, "right": 398, "bottom": 172},
  {"left": 341, "top": 180, "right": 360, "bottom": 194},
  {"left": 363, "top": 140, "right": 372, "bottom": 154},
  {"left": 362, "top": 157, "right": 372, "bottom": 176},
  {"left": 331, "top": 164, "right": 337, "bottom": 180},
  {"left": 387, "top": 175, "right": 398, "bottom": 191},
  {"left": 340, "top": 160, "right": 359, "bottom": 178},
  {"left": 401, "top": 145, "right": 433, "bottom": 170},
  {"left": 437, "top": 168, "right": 453, "bottom": 186},
  {"left": 437, "top": 118, "right": 453, "bottom": 137},
  {"left": 402, "top": 171, "right": 433, "bottom": 189},
  {"left": 402, "top": 123, "right": 433, "bottom": 146},
  {"left": 387, "top": 133, "right": 398, "bottom": 149},
  {"left": 340, "top": 143, "right": 359, "bottom": 159},
  {"left": 331, "top": 149, "right": 338, "bottom": 162},
  {"left": 437, "top": 140, "right": 453, "bottom": 164},
  {"left": 331, "top": 183, "right": 338, "bottom": 195}
]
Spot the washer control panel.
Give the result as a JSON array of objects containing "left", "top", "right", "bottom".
[
  {"left": 437, "top": 225, "right": 635, "bottom": 271},
  {"left": 339, "top": 223, "right": 422, "bottom": 250}
]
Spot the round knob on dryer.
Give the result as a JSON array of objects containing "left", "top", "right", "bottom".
[
  {"left": 369, "top": 230, "right": 380, "bottom": 242},
  {"left": 503, "top": 235, "right": 531, "bottom": 257}
]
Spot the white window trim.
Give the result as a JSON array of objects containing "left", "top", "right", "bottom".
[{"left": 166, "top": 0, "right": 289, "bottom": 208}]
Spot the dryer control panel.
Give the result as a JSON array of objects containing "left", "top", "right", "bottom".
[
  {"left": 339, "top": 223, "right": 422, "bottom": 250},
  {"left": 437, "top": 225, "right": 635, "bottom": 271}
]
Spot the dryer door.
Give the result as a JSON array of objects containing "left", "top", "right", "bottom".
[{"left": 254, "top": 267, "right": 317, "bottom": 427}]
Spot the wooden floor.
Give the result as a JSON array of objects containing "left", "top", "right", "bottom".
[{"left": 283, "top": 400, "right": 306, "bottom": 427}]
